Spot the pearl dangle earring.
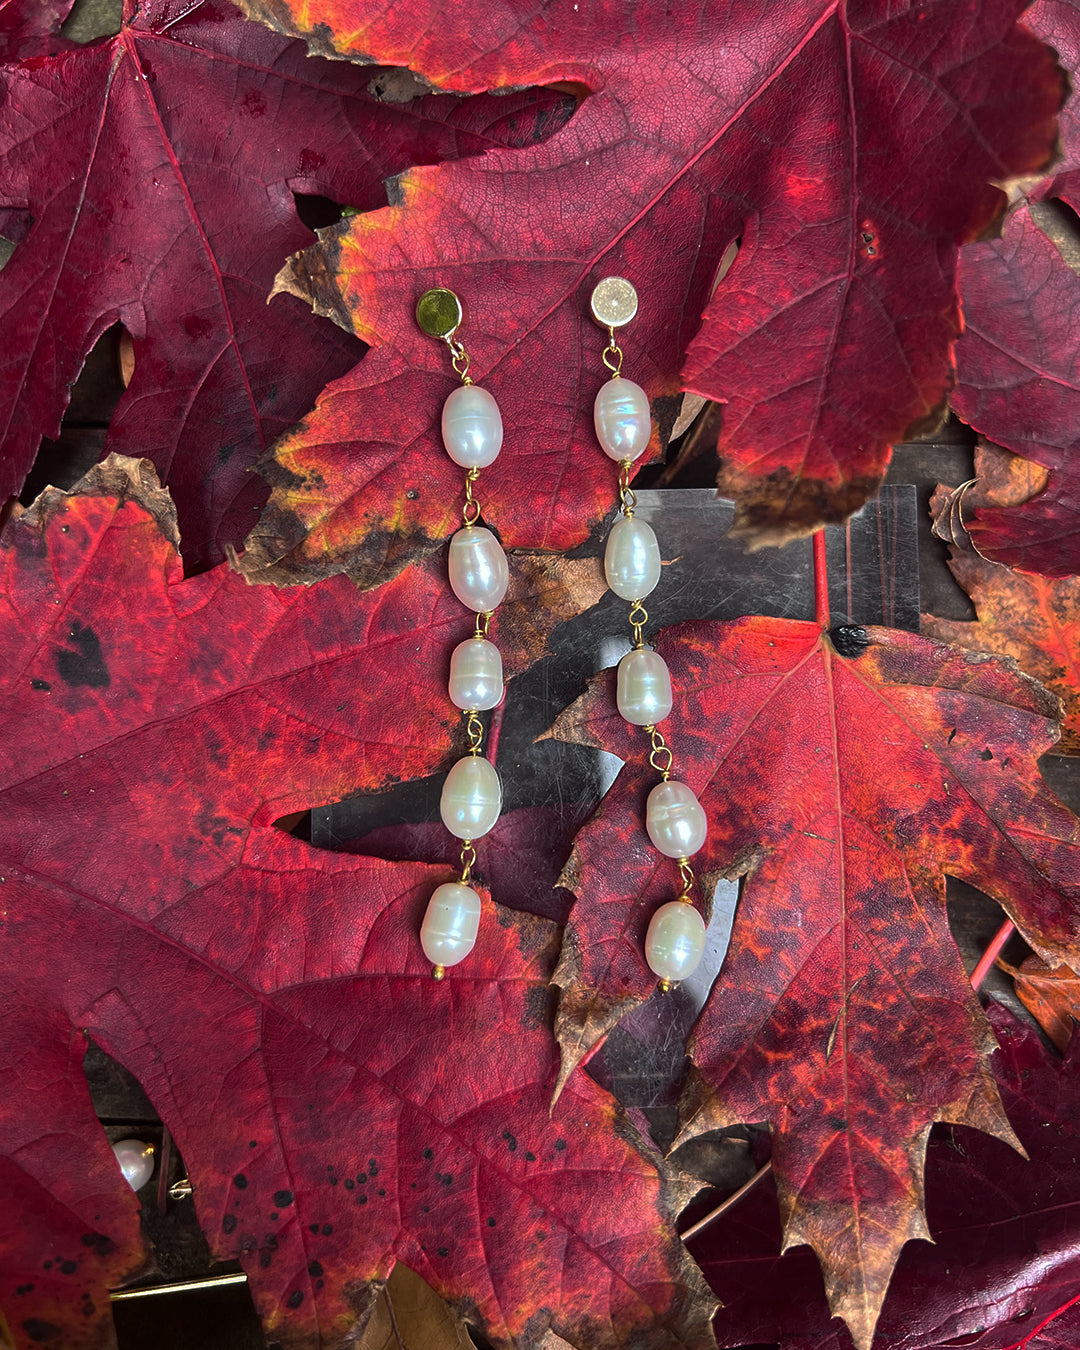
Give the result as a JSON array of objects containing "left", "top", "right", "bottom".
[
  {"left": 416, "top": 289, "right": 507, "bottom": 979},
  {"left": 589, "top": 277, "right": 708, "bottom": 992}
]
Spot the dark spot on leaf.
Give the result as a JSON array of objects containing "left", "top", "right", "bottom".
[
  {"left": 377, "top": 1188, "right": 385, "bottom": 1196},
  {"left": 487, "top": 1217, "right": 496, "bottom": 1228},
  {"left": 980, "top": 748, "right": 994, "bottom": 761},
  {"left": 503, "top": 1130, "right": 517, "bottom": 1152},
  {"left": 55, "top": 621, "right": 109, "bottom": 688},
  {"left": 422, "top": 1205, "right": 430, "bottom": 1213},
  {"left": 555, "top": 1139, "right": 567, "bottom": 1151},
  {"left": 829, "top": 625, "right": 870, "bottom": 658},
  {"left": 368, "top": 1159, "right": 378, "bottom": 1174},
  {"left": 437, "top": 1247, "right": 449, "bottom": 1257},
  {"left": 43, "top": 1262, "right": 52, "bottom": 1270},
  {"left": 286, "top": 1290, "right": 304, "bottom": 1310},
  {"left": 316, "top": 1279, "right": 324, "bottom": 1290},
  {"left": 308, "top": 1261, "right": 324, "bottom": 1278},
  {"left": 233, "top": 1174, "right": 248, "bottom": 1189},
  {"left": 358, "top": 1195, "right": 367, "bottom": 1205},
  {"left": 344, "top": 1178, "right": 354, "bottom": 1190},
  {"left": 309, "top": 1224, "right": 320, "bottom": 1235},
  {"left": 273, "top": 1190, "right": 294, "bottom": 1208},
  {"left": 422, "top": 1148, "right": 433, "bottom": 1159},
  {"left": 60, "top": 1261, "right": 76, "bottom": 1276},
  {"left": 828, "top": 1116, "right": 846, "bottom": 1130},
  {"left": 270, "top": 1213, "right": 278, "bottom": 1221},
  {"left": 947, "top": 728, "right": 957, "bottom": 744},
  {"left": 30, "top": 678, "right": 50, "bottom": 691},
  {"left": 440, "top": 1174, "right": 453, "bottom": 1186},
  {"left": 406, "top": 488, "right": 419, "bottom": 499},
  {"left": 21, "top": 1320, "right": 62, "bottom": 1343},
  {"left": 249, "top": 1140, "right": 257, "bottom": 1149},
  {"left": 80, "top": 1233, "right": 113, "bottom": 1255},
  {"left": 321, "top": 1224, "right": 332, "bottom": 1236},
  {"left": 223, "top": 1214, "right": 237, "bottom": 1235},
  {"left": 259, "top": 1251, "right": 272, "bottom": 1269},
  {"left": 356, "top": 1173, "right": 367, "bottom": 1183},
  {"left": 525, "top": 1152, "right": 536, "bottom": 1162}
]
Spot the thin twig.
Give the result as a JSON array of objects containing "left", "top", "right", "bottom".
[
  {"left": 383, "top": 1282, "right": 406, "bottom": 1350},
  {"left": 680, "top": 1161, "right": 772, "bottom": 1243},
  {"left": 971, "top": 918, "right": 1016, "bottom": 992}
]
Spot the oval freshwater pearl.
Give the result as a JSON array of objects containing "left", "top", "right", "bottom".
[
  {"left": 421, "top": 882, "right": 482, "bottom": 967},
  {"left": 594, "top": 378, "right": 651, "bottom": 462},
  {"left": 605, "top": 515, "right": 661, "bottom": 600},
  {"left": 645, "top": 901, "right": 707, "bottom": 983},
  {"left": 112, "top": 1139, "right": 155, "bottom": 1192},
  {"left": 448, "top": 527, "right": 509, "bottom": 612},
  {"left": 448, "top": 638, "right": 503, "bottom": 711},
  {"left": 616, "top": 648, "right": 673, "bottom": 725},
  {"left": 441, "top": 385, "right": 503, "bottom": 468},
  {"left": 646, "top": 781, "right": 708, "bottom": 858},
  {"left": 440, "top": 755, "right": 502, "bottom": 839}
]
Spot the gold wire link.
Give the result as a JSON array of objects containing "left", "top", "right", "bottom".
[
  {"left": 459, "top": 840, "right": 477, "bottom": 884},
  {"left": 601, "top": 326, "right": 624, "bottom": 378},
  {"left": 642, "top": 723, "right": 673, "bottom": 780},
  {"left": 463, "top": 710, "right": 485, "bottom": 755},
  {"left": 462, "top": 467, "right": 482, "bottom": 526},
  {"left": 677, "top": 859, "right": 695, "bottom": 899},
  {"left": 475, "top": 610, "right": 491, "bottom": 639},
  {"left": 628, "top": 599, "right": 649, "bottom": 649},
  {"left": 618, "top": 458, "right": 637, "bottom": 517},
  {"left": 447, "top": 335, "right": 472, "bottom": 384}
]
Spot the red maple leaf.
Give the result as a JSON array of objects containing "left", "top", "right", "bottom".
[
  {"left": 693, "top": 1005, "right": 1080, "bottom": 1350},
  {"left": 0, "top": 0, "right": 74, "bottom": 60},
  {"left": 229, "top": 0, "right": 1061, "bottom": 588},
  {"left": 948, "top": 0, "right": 1080, "bottom": 577},
  {"left": 0, "top": 456, "right": 713, "bottom": 1350},
  {"left": 547, "top": 613, "right": 1080, "bottom": 1350},
  {"left": 0, "top": 0, "right": 571, "bottom": 570}
]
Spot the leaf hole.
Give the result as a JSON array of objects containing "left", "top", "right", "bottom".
[{"left": 60, "top": 0, "right": 122, "bottom": 43}]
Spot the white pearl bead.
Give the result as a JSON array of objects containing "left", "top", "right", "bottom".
[
  {"left": 421, "top": 882, "right": 482, "bottom": 967},
  {"left": 441, "top": 385, "right": 503, "bottom": 468},
  {"left": 605, "top": 515, "right": 661, "bottom": 600},
  {"left": 646, "top": 781, "right": 708, "bottom": 858},
  {"left": 448, "top": 527, "right": 509, "bottom": 612},
  {"left": 645, "top": 902, "right": 707, "bottom": 983},
  {"left": 448, "top": 638, "right": 503, "bottom": 711},
  {"left": 112, "top": 1139, "right": 155, "bottom": 1192},
  {"left": 617, "top": 649, "right": 672, "bottom": 725},
  {"left": 594, "top": 378, "right": 651, "bottom": 462},
  {"left": 440, "top": 755, "right": 501, "bottom": 839}
]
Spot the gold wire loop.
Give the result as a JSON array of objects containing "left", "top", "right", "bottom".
[
  {"left": 447, "top": 335, "right": 473, "bottom": 385},
  {"left": 618, "top": 459, "right": 637, "bottom": 517},
  {"left": 677, "top": 859, "right": 695, "bottom": 899},
  {"left": 628, "top": 599, "right": 649, "bottom": 648},
  {"left": 642, "top": 723, "right": 673, "bottom": 779},
  {"left": 459, "top": 840, "right": 477, "bottom": 884},
  {"left": 602, "top": 329, "right": 624, "bottom": 379},
  {"left": 464, "top": 710, "right": 485, "bottom": 755},
  {"left": 475, "top": 611, "right": 491, "bottom": 639},
  {"left": 462, "top": 467, "right": 482, "bottom": 526}
]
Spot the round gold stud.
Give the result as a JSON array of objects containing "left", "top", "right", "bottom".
[
  {"left": 590, "top": 276, "right": 639, "bottom": 329},
  {"left": 417, "top": 288, "right": 463, "bottom": 340},
  {"left": 432, "top": 964, "right": 446, "bottom": 981}
]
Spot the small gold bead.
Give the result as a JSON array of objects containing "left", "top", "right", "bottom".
[
  {"left": 432, "top": 965, "right": 446, "bottom": 981},
  {"left": 657, "top": 978, "right": 673, "bottom": 993}
]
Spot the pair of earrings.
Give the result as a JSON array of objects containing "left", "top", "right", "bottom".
[{"left": 414, "top": 279, "right": 709, "bottom": 991}]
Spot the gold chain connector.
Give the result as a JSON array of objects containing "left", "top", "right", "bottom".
[
  {"left": 618, "top": 458, "right": 637, "bottom": 517},
  {"left": 447, "top": 335, "right": 472, "bottom": 385},
  {"left": 475, "top": 611, "right": 491, "bottom": 639},
  {"left": 677, "top": 858, "right": 694, "bottom": 899},
  {"left": 602, "top": 327, "right": 624, "bottom": 378},
  {"left": 463, "top": 710, "right": 484, "bottom": 755},
  {"left": 628, "top": 599, "right": 649, "bottom": 649},
  {"left": 459, "top": 840, "right": 477, "bottom": 884},
  {"left": 642, "top": 723, "right": 673, "bottom": 779},
  {"left": 462, "top": 467, "right": 481, "bottom": 526}
]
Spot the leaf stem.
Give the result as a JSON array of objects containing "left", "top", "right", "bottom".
[
  {"left": 970, "top": 918, "right": 1016, "bottom": 992},
  {"left": 813, "top": 530, "right": 830, "bottom": 627},
  {"left": 680, "top": 1161, "right": 772, "bottom": 1243}
]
